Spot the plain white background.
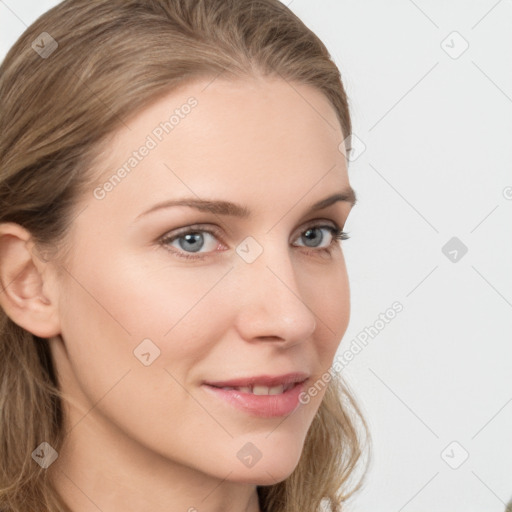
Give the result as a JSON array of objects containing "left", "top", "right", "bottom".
[{"left": 1, "top": 1, "right": 511, "bottom": 511}]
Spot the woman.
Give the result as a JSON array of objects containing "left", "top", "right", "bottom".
[{"left": 0, "top": 1, "right": 368, "bottom": 510}]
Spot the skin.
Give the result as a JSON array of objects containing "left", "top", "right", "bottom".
[{"left": 0, "top": 75, "right": 355, "bottom": 512}]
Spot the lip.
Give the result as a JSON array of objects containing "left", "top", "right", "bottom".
[
  {"left": 202, "top": 379, "right": 308, "bottom": 418},
  {"left": 202, "top": 373, "right": 310, "bottom": 418},
  {"left": 203, "top": 372, "right": 310, "bottom": 388}
]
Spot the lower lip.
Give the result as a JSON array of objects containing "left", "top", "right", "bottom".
[{"left": 202, "top": 381, "right": 306, "bottom": 418}]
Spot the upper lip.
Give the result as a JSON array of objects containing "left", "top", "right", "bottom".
[{"left": 203, "top": 372, "right": 310, "bottom": 388}]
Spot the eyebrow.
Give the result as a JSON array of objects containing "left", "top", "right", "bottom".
[{"left": 135, "top": 187, "right": 357, "bottom": 220}]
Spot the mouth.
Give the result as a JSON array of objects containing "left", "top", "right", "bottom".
[
  {"left": 207, "top": 382, "right": 298, "bottom": 395},
  {"left": 201, "top": 373, "right": 310, "bottom": 418},
  {"left": 202, "top": 372, "right": 309, "bottom": 393}
]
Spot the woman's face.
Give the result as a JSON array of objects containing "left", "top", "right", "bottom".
[{"left": 49, "top": 75, "right": 355, "bottom": 485}]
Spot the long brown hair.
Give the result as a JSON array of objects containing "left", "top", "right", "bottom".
[{"left": 0, "top": 1, "right": 369, "bottom": 510}]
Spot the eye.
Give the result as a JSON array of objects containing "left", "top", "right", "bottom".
[
  {"left": 159, "top": 222, "right": 349, "bottom": 260},
  {"left": 160, "top": 225, "right": 223, "bottom": 259},
  {"left": 293, "top": 224, "right": 348, "bottom": 250}
]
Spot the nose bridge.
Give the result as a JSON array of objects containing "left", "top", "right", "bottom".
[{"left": 233, "top": 235, "right": 317, "bottom": 343}]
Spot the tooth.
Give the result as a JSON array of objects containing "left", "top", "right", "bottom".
[
  {"left": 219, "top": 384, "right": 288, "bottom": 394},
  {"left": 268, "top": 385, "right": 284, "bottom": 395},
  {"left": 252, "top": 385, "right": 270, "bottom": 395}
]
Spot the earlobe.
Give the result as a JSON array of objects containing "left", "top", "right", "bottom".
[{"left": 0, "top": 223, "right": 61, "bottom": 338}]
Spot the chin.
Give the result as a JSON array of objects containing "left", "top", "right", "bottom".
[
  {"left": 222, "top": 439, "right": 305, "bottom": 485},
  {"left": 227, "top": 462, "right": 299, "bottom": 486}
]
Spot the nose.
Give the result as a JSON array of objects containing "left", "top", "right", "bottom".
[{"left": 232, "top": 243, "right": 318, "bottom": 347}]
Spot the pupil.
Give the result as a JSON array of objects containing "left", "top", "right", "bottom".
[
  {"left": 303, "top": 228, "right": 323, "bottom": 247},
  {"left": 179, "top": 233, "right": 203, "bottom": 252}
]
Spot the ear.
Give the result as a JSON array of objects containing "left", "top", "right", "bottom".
[{"left": 0, "top": 222, "right": 61, "bottom": 338}]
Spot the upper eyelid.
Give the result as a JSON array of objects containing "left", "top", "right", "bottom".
[{"left": 160, "top": 218, "right": 342, "bottom": 243}]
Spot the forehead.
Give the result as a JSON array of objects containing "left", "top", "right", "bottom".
[{"left": 85, "top": 76, "right": 349, "bottom": 216}]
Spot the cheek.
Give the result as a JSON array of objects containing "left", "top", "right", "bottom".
[
  {"left": 294, "top": 262, "right": 349, "bottom": 414},
  {"left": 57, "top": 254, "right": 236, "bottom": 390},
  {"left": 55, "top": 256, "right": 239, "bottom": 446},
  {"left": 303, "top": 254, "right": 351, "bottom": 362}
]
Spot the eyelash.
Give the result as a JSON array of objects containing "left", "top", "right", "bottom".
[{"left": 159, "top": 222, "right": 350, "bottom": 261}]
